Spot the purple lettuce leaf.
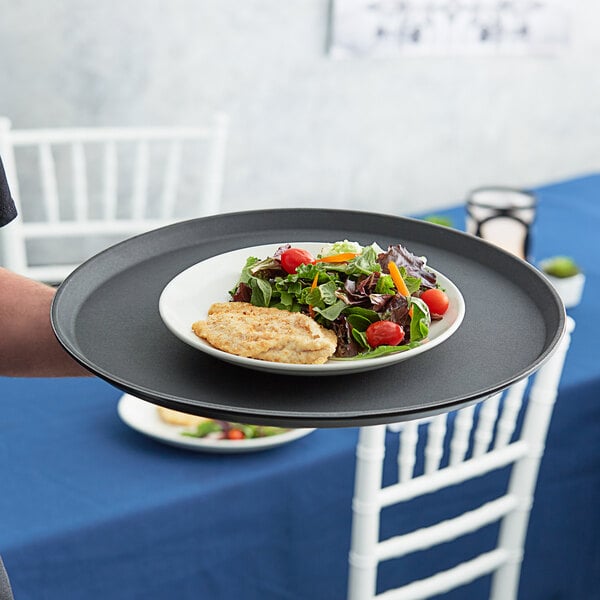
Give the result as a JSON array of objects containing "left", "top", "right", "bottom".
[{"left": 378, "top": 244, "right": 437, "bottom": 289}]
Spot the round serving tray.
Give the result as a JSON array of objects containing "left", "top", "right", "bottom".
[{"left": 52, "top": 209, "right": 565, "bottom": 428}]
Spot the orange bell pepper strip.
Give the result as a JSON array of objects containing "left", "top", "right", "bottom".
[
  {"left": 308, "top": 272, "right": 319, "bottom": 318},
  {"left": 388, "top": 261, "right": 413, "bottom": 317},
  {"left": 317, "top": 252, "right": 360, "bottom": 263}
]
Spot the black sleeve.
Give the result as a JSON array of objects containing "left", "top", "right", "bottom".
[{"left": 0, "top": 156, "right": 17, "bottom": 227}]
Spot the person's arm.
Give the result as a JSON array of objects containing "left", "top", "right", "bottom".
[{"left": 0, "top": 268, "right": 91, "bottom": 377}]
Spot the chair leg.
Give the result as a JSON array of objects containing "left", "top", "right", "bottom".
[
  {"left": 348, "top": 425, "right": 387, "bottom": 600},
  {"left": 490, "top": 318, "right": 574, "bottom": 600}
]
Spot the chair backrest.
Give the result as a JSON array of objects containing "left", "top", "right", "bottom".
[
  {"left": 348, "top": 316, "right": 574, "bottom": 600},
  {"left": 0, "top": 114, "right": 228, "bottom": 284}
]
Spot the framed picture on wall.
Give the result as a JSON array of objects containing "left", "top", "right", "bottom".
[{"left": 328, "top": 0, "right": 570, "bottom": 58}]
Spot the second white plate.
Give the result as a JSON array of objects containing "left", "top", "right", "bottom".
[
  {"left": 117, "top": 394, "right": 316, "bottom": 453},
  {"left": 158, "top": 242, "right": 465, "bottom": 376}
]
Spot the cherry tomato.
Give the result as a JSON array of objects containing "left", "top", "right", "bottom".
[
  {"left": 280, "top": 248, "right": 315, "bottom": 274},
  {"left": 365, "top": 321, "right": 405, "bottom": 348},
  {"left": 420, "top": 288, "right": 449, "bottom": 315},
  {"left": 226, "top": 429, "right": 245, "bottom": 440}
]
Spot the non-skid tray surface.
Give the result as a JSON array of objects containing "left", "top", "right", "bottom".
[{"left": 52, "top": 209, "right": 565, "bottom": 427}]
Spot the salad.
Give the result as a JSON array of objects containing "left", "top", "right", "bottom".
[
  {"left": 228, "top": 240, "right": 450, "bottom": 360},
  {"left": 183, "top": 420, "right": 288, "bottom": 440}
]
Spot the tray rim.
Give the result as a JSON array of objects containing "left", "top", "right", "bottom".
[{"left": 51, "top": 207, "right": 567, "bottom": 427}]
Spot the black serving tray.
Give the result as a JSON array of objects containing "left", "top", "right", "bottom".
[{"left": 52, "top": 209, "right": 565, "bottom": 427}]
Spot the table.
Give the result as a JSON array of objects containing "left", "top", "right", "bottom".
[{"left": 1, "top": 173, "right": 599, "bottom": 600}]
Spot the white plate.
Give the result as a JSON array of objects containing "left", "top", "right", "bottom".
[
  {"left": 158, "top": 242, "right": 465, "bottom": 375},
  {"left": 117, "top": 394, "right": 316, "bottom": 453}
]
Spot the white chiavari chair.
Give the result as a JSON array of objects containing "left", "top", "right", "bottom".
[
  {"left": 0, "top": 114, "right": 228, "bottom": 284},
  {"left": 348, "top": 317, "right": 574, "bottom": 600}
]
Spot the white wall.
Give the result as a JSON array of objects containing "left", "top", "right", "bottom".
[{"left": 1, "top": 0, "right": 599, "bottom": 216}]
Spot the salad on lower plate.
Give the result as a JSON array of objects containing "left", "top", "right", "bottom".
[
  {"left": 226, "top": 240, "right": 450, "bottom": 360},
  {"left": 183, "top": 420, "right": 288, "bottom": 441},
  {"left": 157, "top": 406, "right": 289, "bottom": 440}
]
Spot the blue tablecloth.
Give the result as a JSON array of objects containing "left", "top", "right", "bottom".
[{"left": 1, "top": 173, "right": 599, "bottom": 600}]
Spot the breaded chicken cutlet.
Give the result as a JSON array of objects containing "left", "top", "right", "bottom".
[
  {"left": 157, "top": 406, "right": 209, "bottom": 427},
  {"left": 192, "top": 302, "right": 338, "bottom": 364}
]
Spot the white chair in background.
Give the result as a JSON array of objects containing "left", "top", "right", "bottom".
[
  {"left": 348, "top": 317, "right": 574, "bottom": 600},
  {"left": 0, "top": 114, "right": 228, "bottom": 284}
]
